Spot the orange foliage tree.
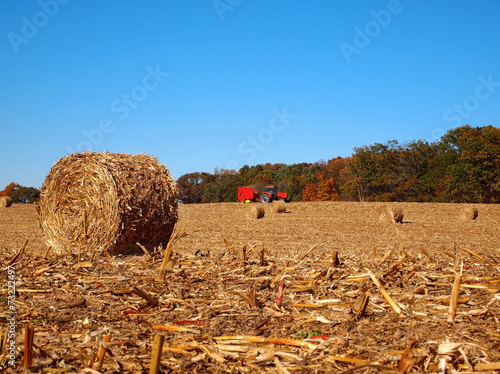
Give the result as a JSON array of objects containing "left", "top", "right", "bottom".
[
  {"left": 315, "top": 172, "right": 339, "bottom": 201},
  {"left": 0, "top": 182, "right": 19, "bottom": 197},
  {"left": 302, "top": 183, "right": 317, "bottom": 201}
]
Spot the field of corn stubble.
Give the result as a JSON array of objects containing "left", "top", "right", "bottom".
[{"left": 1, "top": 202, "right": 500, "bottom": 373}]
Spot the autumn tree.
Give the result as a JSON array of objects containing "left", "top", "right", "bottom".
[
  {"left": 315, "top": 172, "right": 339, "bottom": 201},
  {"left": 177, "top": 172, "right": 211, "bottom": 203},
  {"left": 0, "top": 182, "right": 19, "bottom": 197},
  {"left": 0, "top": 183, "right": 40, "bottom": 203},
  {"left": 302, "top": 183, "right": 317, "bottom": 201}
]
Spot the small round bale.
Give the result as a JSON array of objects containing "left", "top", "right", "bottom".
[
  {"left": 379, "top": 205, "right": 404, "bottom": 224},
  {"left": 0, "top": 196, "right": 13, "bottom": 208},
  {"left": 37, "top": 152, "right": 178, "bottom": 255},
  {"left": 460, "top": 206, "right": 478, "bottom": 221},
  {"left": 246, "top": 205, "right": 265, "bottom": 219},
  {"left": 273, "top": 200, "right": 287, "bottom": 214}
]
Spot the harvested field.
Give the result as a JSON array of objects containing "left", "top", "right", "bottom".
[{"left": 1, "top": 202, "right": 500, "bottom": 373}]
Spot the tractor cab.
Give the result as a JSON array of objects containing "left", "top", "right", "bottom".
[
  {"left": 264, "top": 186, "right": 279, "bottom": 199},
  {"left": 260, "top": 186, "right": 289, "bottom": 203}
]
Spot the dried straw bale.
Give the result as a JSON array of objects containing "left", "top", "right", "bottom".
[
  {"left": 37, "top": 152, "right": 178, "bottom": 255},
  {"left": 273, "top": 200, "right": 287, "bottom": 214},
  {"left": 460, "top": 206, "right": 478, "bottom": 221},
  {"left": 379, "top": 204, "right": 404, "bottom": 224},
  {"left": 246, "top": 205, "right": 265, "bottom": 219},
  {"left": 0, "top": 196, "right": 13, "bottom": 208}
]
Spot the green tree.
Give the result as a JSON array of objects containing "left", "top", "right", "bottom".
[
  {"left": 440, "top": 125, "right": 500, "bottom": 202},
  {"left": 393, "top": 140, "right": 444, "bottom": 202},
  {"left": 341, "top": 142, "right": 400, "bottom": 202},
  {"left": 177, "top": 172, "right": 211, "bottom": 203},
  {"left": 202, "top": 169, "right": 240, "bottom": 203},
  {"left": 6, "top": 184, "right": 40, "bottom": 203}
]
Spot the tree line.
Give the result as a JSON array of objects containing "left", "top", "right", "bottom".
[
  {"left": 177, "top": 125, "right": 500, "bottom": 204},
  {"left": 0, "top": 182, "right": 40, "bottom": 203}
]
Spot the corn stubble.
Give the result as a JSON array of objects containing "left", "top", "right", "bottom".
[{"left": 1, "top": 201, "right": 499, "bottom": 372}]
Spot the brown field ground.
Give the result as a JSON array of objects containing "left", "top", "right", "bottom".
[{"left": 1, "top": 202, "right": 499, "bottom": 373}]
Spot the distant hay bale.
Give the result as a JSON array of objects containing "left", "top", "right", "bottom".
[
  {"left": 391, "top": 206, "right": 404, "bottom": 223},
  {"left": 379, "top": 205, "right": 404, "bottom": 224},
  {"left": 37, "top": 152, "right": 178, "bottom": 256},
  {"left": 460, "top": 206, "right": 478, "bottom": 221},
  {"left": 246, "top": 205, "right": 265, "bottom": 219},
  {"left": 273, "top": 200, "right": 287, "bottom": 214},
  {"left": 0, "top": 196, "right": 13, "bottom": 208}
]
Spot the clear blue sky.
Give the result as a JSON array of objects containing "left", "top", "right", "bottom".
[{"left": 1, "top": 1, "right": 499, "bottom": 189}]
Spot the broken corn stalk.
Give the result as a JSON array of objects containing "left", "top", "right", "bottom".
[
  {"left": 223, "top": 238, "right": 238, "bottom": 257},
  {"left": 158, "top": 228, "right": 186, "bottom": 280},
  {"left": 213, "top": 335, "right": 317, "bottom": 349},
  {"left": 275, "top": 277, "right": 285, "bottom": 309},
  {"left": 447, "top": 262, "right": 463, "bottom": 324},
  {"left": 297, "top": 243, "right": 321, "bottom": 262},
  {"left": 93, "top": 334, "right": 111, "bottom": 370},
  {"left": 149, "top": 334, "right": 165, "bottom": 374},
  {"left": 397, "top": 337, "right": 418, "bottom": 374},
  {"left": 367, "top": 269, "right": 403, "bottom": 317}
]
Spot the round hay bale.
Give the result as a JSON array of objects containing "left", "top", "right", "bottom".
[
  {"left": 460, "top": 206, "right": 478, "bottom": 221},
  {"left": 273, "top": 200, "right": 287, "bottom": 214},
  {"left": 246, "top": 205, "right": 265, "bottom": 219},
  {"left": 37, "top": 152, "right": 178, "bottom": 255},
  {"left": 0, "top": 196, "right": 13, "bottom": 208},
  {"left": 379, "top": 205, "right": 404, "bottom": 224}
]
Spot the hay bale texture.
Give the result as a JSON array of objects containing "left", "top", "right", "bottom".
[
  {"left": 273, "top": 200, "right": 287, "bottom": 214},
  {"left": 0, "top": 196, "right": 13, "bottom": 208},
  {"left": 37, "top": 152, "right": 178, "bottom": 255},
  {"left": 379, "top": 205, "right": 404, "bottom": 224},
  {"left": 246, "top": 205, "right": 265, "bottom": 219},
  {"left": 460, "top": 206, "right": 478, "bottom": 221}
]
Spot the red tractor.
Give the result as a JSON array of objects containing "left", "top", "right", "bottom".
[{"left": 237, "top": 186, "right": 290, "bottom": 203}]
